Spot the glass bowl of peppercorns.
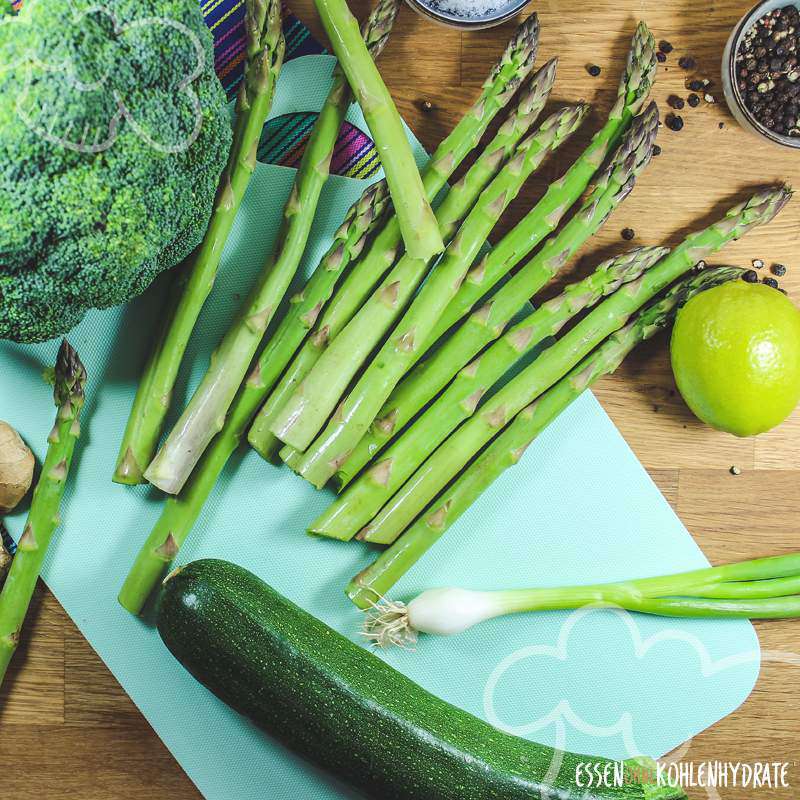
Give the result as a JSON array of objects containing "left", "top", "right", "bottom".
[{"left": 723, "top": 1, "right": 800, "bottom": 147}]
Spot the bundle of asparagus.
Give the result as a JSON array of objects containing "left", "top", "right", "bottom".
[
  {"left": 346, "top": 267, "right": 747, "bottom": 608},
  {"left": 114, "top": 0, "right": 286, "bottom": 485},
  {"left": 143, "top": 0, "right": 401, "bottom": 496},
  {"left": 118, "top": 14, "right": 550, "bottom": 614}
]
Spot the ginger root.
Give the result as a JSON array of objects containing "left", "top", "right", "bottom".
[{"left": 0, "top": 420, "right": 34, "bottom": 513}]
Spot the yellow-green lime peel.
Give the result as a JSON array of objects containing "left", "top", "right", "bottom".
[{"left": 671, "top": 281, "right": 800, "bottom": 436}]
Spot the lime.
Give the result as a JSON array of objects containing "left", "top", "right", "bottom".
[{"left": 670, "top": 280, "right": 800, "bottom": 436}]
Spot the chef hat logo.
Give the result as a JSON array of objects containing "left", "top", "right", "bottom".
[{"left": 0, "top": 1, "right": 208, "bottom": 154}]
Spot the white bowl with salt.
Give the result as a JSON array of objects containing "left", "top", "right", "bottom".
[{"left": 404, "top": 0, "right": 533, "bottom": 29}]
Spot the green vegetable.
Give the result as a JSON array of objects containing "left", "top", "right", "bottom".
[
  {"left": 112, "top": 0, "right": 285, "bottom": 485},
  {"left": 116, "top": 20, "right": 543, "bottom": 614},
  {"left": 313, "top": 247, "right": 668, "bottom": 541},
  {"left": 272, "top": 104, "right": 590, "bottom": 474},
  {"left": 0, "top": 526, "right": 11, "bottom": 585},
  {"left": 246, "top": 21, "right": 545, "bottom": 460},
  {"left": 143, "top": 0, "right": 400, "bottom": 495},
  {"left": 0, "top": 341, "right": 86, "bottom": 685},
  {"left": 364, "top": 551, "right": 800, "bottom": 646},
  {"left": 338, "top": 101, "right": 661, "bottom": 488},
  {"left": 158, "top": 559, "right": 686, "bottom": 800},
  {"left": 359, "top": 184, "right": 790, "bottom": 547},
  {"left": 427, "top": 21, "right": 658, "bottom": 349},
  {"left": 348, "top": 269, "right": 743, "bottom": 606},
  {"left": 0, "top": 0, "right": 233, "bottom": 343},
  {"left": 314, "top": 0, "right": 442, "bottom": 260}
]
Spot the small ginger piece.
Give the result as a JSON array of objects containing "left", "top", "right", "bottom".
[{"left": 0, "top": 421, "right": 34, "bottom": 513}]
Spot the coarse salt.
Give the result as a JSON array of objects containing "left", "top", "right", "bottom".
[{"left": 428, "top": 0, "right": 502, "bottom": 17}]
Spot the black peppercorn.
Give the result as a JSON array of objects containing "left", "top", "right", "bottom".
[
  {"left": 665, "top": 113, "right": 684, "bottom": 131},
  {"left": 659, "top": 40, "right": 674, "bottom": 53},
  {"left": 652, "top": 144, "right": 662, "bottom": 156},
  {"left": 763, "top": 276, "right": 780, "bottom": 288},
  {"left": 688, "top": 79, "right": 704, "bottom": 91},
  {"left": 687, "top": 93, "right": 700, "bottom": 107},
  {"left": 587, "top": 64, "right": 601, "bottom": 77},
  {"left": 657, "top": 51, "right": 667, "bottom": 63},
  {"left": 621, "top": 228, "right": 635, "bottom": 241},
  {"left": 668, "top": 95, "right": 685, "bottom": 109},
  {"left": 742, "top": 269, "right": 759, "bottom": 282},
  {"left": 771, "top": 263, "right": 787, "bottom": 276},
  {"left": 678, "top": 55, "right": 696, "bottom": 69}
]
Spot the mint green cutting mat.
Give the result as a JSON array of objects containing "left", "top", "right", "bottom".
[{"left": 0, "top": 55, "right": 760, "bottom": 799}]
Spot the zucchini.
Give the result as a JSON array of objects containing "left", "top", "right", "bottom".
[{"left": 157, "top": 559, "right": 686, "bottom": 800}]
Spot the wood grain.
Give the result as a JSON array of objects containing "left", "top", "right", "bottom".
[{"left": 2, "top": 1, "right": 800, "bottom": 798}]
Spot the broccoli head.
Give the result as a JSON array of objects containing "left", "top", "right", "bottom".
[{"left": 0, "top": 0, "right": 233, "bottom": 342}]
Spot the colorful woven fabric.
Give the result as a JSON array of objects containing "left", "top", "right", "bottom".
[{"left": 202, "top": 0, "right": 380, "bottom": 178}]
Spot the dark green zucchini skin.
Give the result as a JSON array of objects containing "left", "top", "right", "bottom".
[{"left": 157, "top": 559, "right": 686, "bottom": 800}]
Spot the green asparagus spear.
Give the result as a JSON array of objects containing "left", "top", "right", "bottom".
[
  {"left": 360, "top": 185, "right": 790, "bottom": 545},
  {"left": 0, "top": 341, "right": 86, "bottom": 682},
  {"left": 117, "top": 18, "right": 543, "bottom": 614},
  {"left": 347, "top": 268, "right": 743, "bottom": 607},
  {"left": 314, "top": 0, "right": 443, "bottom": 260},
  {"left": 338, "top": 102, "right": 661, "bottom": 486},
  {"left": 113, "top": 0, "right": 285, "bottom": 486},
  {"left": 426, "top": 21, "right": 658, "bottom": 349},
  {"left": 144, "top": 0, "right": 400, "bottom": 495},
  {"left": 272, "top": 104, "right": 590, "bottom": 465},
  {"left": 247, "top": 57, "right": 557, "bottom": 460},
  {"left": 313, "top": 247, "right": 667, "bottom": 540}
]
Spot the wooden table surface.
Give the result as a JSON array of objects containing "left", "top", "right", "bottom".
[{"left": 2, "top": 1, "right": 799, "bottom": 797}]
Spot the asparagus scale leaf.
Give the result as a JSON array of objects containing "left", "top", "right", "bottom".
[
  {"left": 112, "top": 0, "right": 285, "bottom": 485},
  {"left": 247, "top": 58, "right": 558, "bottom": 460},
  {"left": 272, "top": 104, "right": 591, "bottom": 470},
  {"left": 347, "top": 268, "right": 743, "bottom": 607},
  {"left": 314, "top": 0, "right": 443, "bottom": 260},
  {"left": 339, "top": 101, "right": 662, "bottom": 486},
  {"left": 0, "top": 341, "right": 87, "bottom": 683},
  {"left": 360, "top": 185, "right": 790, "bottom": 546},
  {"left": 246, "top": 23, "right": 546, "bottom": 461},
  {"left": 143, "top": 0, "right": 400, "bottom": 495},
  {"left": 312, "top": 247, "right": 668, "bottom": 540}
]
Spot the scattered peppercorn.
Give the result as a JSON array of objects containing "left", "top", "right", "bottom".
[
  {"left": 621, "top": 227, "right": 635, "bottom": 241},
  {"left": 678, "top": 55, "right": 696, "bottom": 69},
  {"left": 587, "top": 64, "right": 601, "bottom": 77},
  {"left": 687, "top": 79, "right": 704, "bottom": 91},
  {"left": 665, "top": 113, "right": 684, "bottom": 131},
  {"left": 421, "top": 99, "right": 433, "bottom": 112},
  {"left": 668, "top": 94, "right": 685, "bottom": 109},
  {"left": 659, "top": 40, "right": 674, "bottom": 54},
  {"left": 657, "top": 51, "right": 667, "bottom": 63},
  {"left": 743, "top": 269, "right": 759, "bottom": 282},
  {"left": 718, "top": 122, "right": 725, "bottom": 129},
  {"left": 736, "top": 5, "right": 800, "bottom": 136},
  {"left": 688, "top": 93, "right": 701, "bottom": 107},
  {"left": 730, "top": 465, "right": 741, "bottom": 476},
  {"left": 764, "top": 276, "right": 780, "bottom": 288},
  {"left": 752, "top": 258, "right": 765, "bottom": 269},
  {"left": 772, "top": 263, "right": 787, "bottom": 276},
  {"left": 652, "top": 144, "right": 662, "bottom": 156}
]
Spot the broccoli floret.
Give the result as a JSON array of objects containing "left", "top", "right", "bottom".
[{"left": 0, "top": 0, "right": 233, "bottom": 342}]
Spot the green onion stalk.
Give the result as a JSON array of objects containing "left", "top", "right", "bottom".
[
  {"left": 0, "top": 341, "right": 87, "bottom": 684},
  {"left": 246, "top": 16, "right": 544, "bottom": 460},
  {"left": 337, "top": 99, "right": 662, "bottom": 489},
  {"left": 143, "top": 0, "right": 400, "bottom": 495},
  {"left": 363, "top": 552, "right": 800, "bottom": 648},
  {"left": 117, "top": 18, "right": 544, "bottom": 615},
  {"left": 272, "top": 104, "right": 591, "bottom": 476},
  {"left": 113, "top": 0, "right": 285, "bottom": 485},
  {"left": 355, "top": 185, "right": 791, "bottom": 547},
  {"left": 347, "top": 268, "right": 744, "bottom": 609},
  {"left": 314, "top": 0, "right": 443, "bottom": 260},
  {"left": 311, "top": 247, "right": 668, "bottom": 541}
]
